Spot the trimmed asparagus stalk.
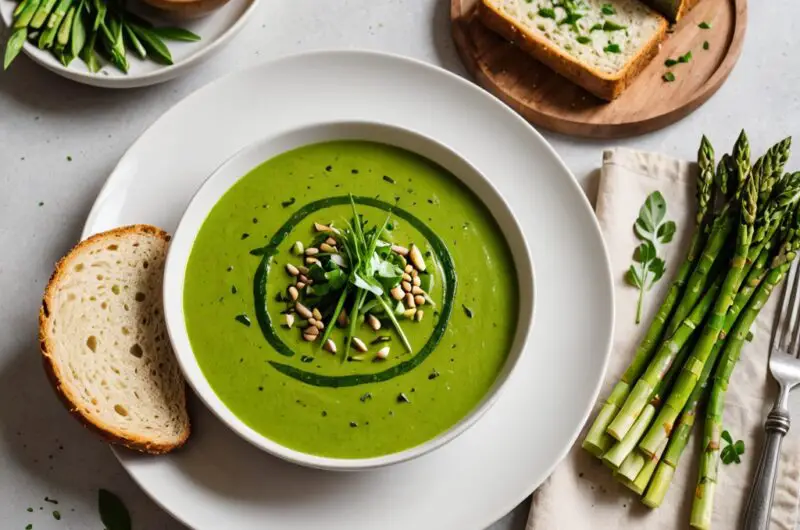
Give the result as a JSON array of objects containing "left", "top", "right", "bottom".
[
  {"left": 639, "top": 131, "right": 757, "bottom": 457},
  {"left": 582, "top": 138, "right": 717, "bottom": 455}
]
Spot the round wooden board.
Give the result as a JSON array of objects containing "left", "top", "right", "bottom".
[{"left": 451, "top": 0, "right": 747, "bottom": 138}]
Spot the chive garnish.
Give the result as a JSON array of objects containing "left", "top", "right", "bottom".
[
  {"left": 577, "top": 36, "right": 591, "bottom": 44},
  {"left": 604, "top": 43, "right": 621, "bottom": 54},
  {"left": 603, "top": 20, "right": 626, "bottom": 31},
  {"left": 281, "top": 197, "right": 296, "bottom": 208},
  {"left": 601, "top": 4, "right": 615, "bottom": 15},
  {"left": 663, "top": 72, "right": 676, "bottom": 82},
  {"left": 538, "top": 7, "right": 556, "bottom": 18},
  {"left": 699, "top": 21, "right": 711, "bottom": 29}
]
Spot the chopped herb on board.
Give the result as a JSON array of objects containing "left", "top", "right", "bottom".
[
  {"left": 382, "top": 175, "right": 395, "bottom": 184},
  {"left": 678, "top": 51, "right": 692, "bottom": 63},
  {"left": 720, "top": 430, "right": 745, "bottom": 464},
  {"left": 604, "top": 43, "right": 621, "bottom": 54},
  {"left": 463, "top": 305, "right": 474, "bottom": 318},
  {"left": 665, "top": 58, "right": 678, "bottom": 67},
  {"left": 601, "top": 4, "right": 615, "bottom": 15},
  {"left": 235, "top": 314, "right": 252, "bottom": 327},
  {"left": 703, "top": 40, "right": 710, "bottom": 50},
  {"left": 699, "top": 21, "right": 711, "bottom": 29},
  {"left": 663, "top": 72, "right": 676, "bottom": 82},
  {"left": 538, "top": 7, "right": 556, "bottom": 18},
  {"left": 281, "top": 197, "right": 296, "bottom": 208},
  {"left": 577, "top": 35, "right": 592, "bottom": 44},
  {"left": 52, "top": 511, "right": 61, "bottom": 520},
  {"left": 559, "top": 13, "right": 583, "bottom": 27},
  {"left": 603, "top": 21, "right": 627, "bottom": 31}
]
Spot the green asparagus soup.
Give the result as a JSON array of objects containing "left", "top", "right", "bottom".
[{"left": 184, "top": 141, "right": 519, "bottom": 458}]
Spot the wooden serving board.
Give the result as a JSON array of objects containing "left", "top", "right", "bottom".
[{"left": 451, "top": 0, "right": 747, "bottom": 138}]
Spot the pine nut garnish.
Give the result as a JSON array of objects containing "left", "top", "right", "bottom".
[
  {"left": 403, "top": 308, "right": 417, "bottom": 319},
  {"left": 308, "top": 317, "right": 317, "bottom": 326},
  {"left": 292, "top": 241, "right": 305, "bottom": 255},
  {"left": 325, "top": 237, "right": 337, "bottom": 246},
  {"left": 405, "top": 293, "right": 416, "bottom": 308},
  {"left": 314, "top": 222, "right": 331, "bottom": 232},
  {"left": 415, "top": 310, "right": 424, "bottom": 322},
  {"left": 352, "top": 337, "right": 368, "bottom": 352},
  {"left": 412, "top": 286, "right": 424, "bottom": 295},
  {"left": 324, "top": 339, "right": 337, "bottom": 354},
  {"left": 295, "top": 302, "right": 313, "bottom": 319},
  {"left": 376, "top": 346, "right": 390, "bottom": 360},
  {"left": 409, "top": 244, "right": 427, "bottom": 271},
  {"left": 288, "top": 286, "right": 299, "bottom": 300},
  {"left": 319, "top": 243, "right": 337, "bottom": 253},
  {"left": 414, "top": 295, "right": 425, "bottom": 306},
  {"left": 296, "top": 281, "right": 306, "bottom": 290},
  {"left": 402, "top": 281, "right": 412, "bottom": 292},
  {"left": 305, "top": 247, "right": 320, "bottom": 256},
  {"left": 283, "top": 314, "right": 295, "bottom": 328},
  {"left": 338, "top": 308, "right": 349, "bottom": 327},
  {"left": 391, "top": 286, "right": 405, "bottom": 300},
  {"left": 306, "top": 325, "right": 319, "bottom": 336},
  {"left": 391, "top": 245, "right": 409, "bottom": 256},
  {"left": 314, "top": 320, "right": 325, "bottom": 330},
  {"left": 305, "top": 256, "right": 320, "bottom": 265},
  {"left": 286, "top": 263, "right": 300, "bottom": 276},
  {"left": 412, "top": 275, "right": 421, "bottom": 286},
  {"left": 402, "top": 273, "right": 412, "bottom": 282},
  {"left": 312, "top": 308, "right": 322, "bottom": 320},
  {"left": 366, "top": 314, "right": 381, "bottom": 331},
  {"left": 303, "top": 333, "right": 318, "bottom": 342},
  {"left": 298, "top": 274, "right": 309, "bottom": 283},
  {"left": 404, "top": 264, "right": 413, "bottom": 274},
  {"left": 298, "top": 266, "right": 309, "bottom": 275}
]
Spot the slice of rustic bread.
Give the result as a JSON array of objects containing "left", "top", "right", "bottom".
[
  {"left": 39, "top": 225, "right": 189, "bottom": 454},
  {"left": 478, "top": 0, "right": 668, "bottom": 100}
]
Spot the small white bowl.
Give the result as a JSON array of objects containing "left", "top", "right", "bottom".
[{"left": 163, "top": 121, "right": 536, "bottom": 470}]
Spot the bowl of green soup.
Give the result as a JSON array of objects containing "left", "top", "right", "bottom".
[{"left": 164, "top": 121, "right": 535, "bottom": 470}]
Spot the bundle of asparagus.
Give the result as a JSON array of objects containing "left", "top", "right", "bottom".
[{"left": 582, "top": 131, "right": 800, "bottom": 529}]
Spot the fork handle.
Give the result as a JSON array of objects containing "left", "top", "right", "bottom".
[{"left": 743, "top": 408, "right": 790, "bottom": 530}]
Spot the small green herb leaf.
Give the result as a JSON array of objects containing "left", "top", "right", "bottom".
[
  {"left": 678, "top": 51, "right": 692, "bottom": 63},
  {"left": 98, "top": 489, "right": 131, "bottom": 530},
  {"left": 604, "top": 43, "right": 621, "bottom": 54},
  {"left": 703, "top": 40, "right": 710, "bottom": 50},
  {"left": 663, "top": 72, "right": 676, "bottom": 82},
  {"left": 538, "top": 7, "right": 555, "bottom": 18},
  {"left": 721, "top": 430, "right": 733, "bottom": 444},
  {"left": 635, "top": 192, "right": 668, "bottom": 240},
  {"left": 603, "top": 20, "right": 626, "bottom": 31},
  {"left": 576, "top": 35, "right": 591, "bottom": 44},
  {"left": 590, "top": 23, "right": 603, "bottom": 31},
  {"left": 734, "top": 440, "right": 745, "bottom": 454},
  {"left": 601, "top": 4, "right": 615, "bottom": 15},
  {"left": 559, "top": 13, "right": 583, "bottom": 26},
  {"left": 664, "top": 58, "right": 678, "bottom": 67},
  {"left": 699, "top": 21, "right": 711, "bottom": 29}
]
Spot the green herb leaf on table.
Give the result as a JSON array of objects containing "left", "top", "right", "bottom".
[
  {"left": 590, "top": 23, "right": 603, "bottom": 32},
  {"left": 720, "top": 429, "right": 745, "bottom": 465},
  {"left": 576, "top": 35, "right": 591, "bottom": 44},
  {"left": 703, "top": 40, "right": 710, "bottom": 50},
  {"left": 538, "top": 7, "right": 555, "bottom": 19},
  {"left": 98, "top": 489, "right": 132, "bottom": 530},
  {"left": 699, "top": 21, "right": 711, "bottom": 29},
  {"left": 678, "top": 51, "right": 692, "bottom": 63},
  {"left": 665, "top": 58, "right": 678, "bottom": 67},
  {"left": 663, "top": 72, "right": 676, "bottom": 82}
]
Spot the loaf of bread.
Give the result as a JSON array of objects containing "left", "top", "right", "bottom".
[
  {"left": 39, "top": 225, "right": 190, "bottom": 454},
  {"left": 478, "top": 0, "right": 668, "bottom": 100}
]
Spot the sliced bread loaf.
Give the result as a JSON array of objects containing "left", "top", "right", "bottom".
[
  {"left": 39, "top": 225, "right": 190, "bottom": 454},
  {"left": 478, "top": 0, "right": 668, "bottom": 100}
]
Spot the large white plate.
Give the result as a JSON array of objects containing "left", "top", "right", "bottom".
[
  {"left": 0, "top": 0, "right": 258, "bottom": 88},
  {"left": 81, "top": 50, "right": 614, "bottom": 529}
]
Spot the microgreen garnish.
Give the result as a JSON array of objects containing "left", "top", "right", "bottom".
[
  {"left": 703, "top": 40, "right": 710, "bottom": 50},
  {"left": 538, "top": 7, "right": 556, "bottom": 19},
  {"left": 577, "top": 36, "right": 591, "bottom": 44},
  {"left": 601, "top": 4, "right": 615, "bottom": 15},
  {"left": 720, "top": 430, "right": 745, "bottom": 464},
  {"left": 665, "top": 58, "right": 678, "bottom": 67},
  {"left": 699, "top": 21, "right": 711, "bottom": 29},
  {"left": 678, "top": 51, "right": 692, "bottom": 63},
  {"left": 663, "top": 72, "right": 676, "bottom": 82},
  {"left": 603, "top": 21, "right": 626, "bottom": 31},
  {"left": 604, "top": 43, "right": 621, "bottom": 54},
  {"left": 625, "top": 192, "right": 676, "bottom": 323}
]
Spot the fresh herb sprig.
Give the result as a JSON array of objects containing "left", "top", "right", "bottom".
[
  {"left": 3, "top": 0, "right": 200, "bottom": 72},
  {"left": 720, "top": 430, "right": 745, "bottom": 464},
  {"left": 626, "top": 191, "right": 676, "bottom": 324}
]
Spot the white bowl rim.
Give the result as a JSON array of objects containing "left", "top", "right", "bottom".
[{"left": 163, "top": 119, "right": 536, "bottom": 471}]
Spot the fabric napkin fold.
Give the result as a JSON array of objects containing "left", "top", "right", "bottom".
[{"left": 526, "top": 148, "right": 800, "bottom": 530}]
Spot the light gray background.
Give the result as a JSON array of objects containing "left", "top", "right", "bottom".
[{"left": 1, "top": 1, "right": 798, "bottom": 528}]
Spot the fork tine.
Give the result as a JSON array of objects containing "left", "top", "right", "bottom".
[{"left": 776, "top": 260, "right": 800, "bottom": 353}]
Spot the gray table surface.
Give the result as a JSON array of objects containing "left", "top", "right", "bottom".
[{"left": 2, "top": 1, "right": 799, "bottom": 528}]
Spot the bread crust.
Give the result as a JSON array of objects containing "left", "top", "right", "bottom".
[
  {"left": 477, "top": 1, "right": 668, "bottom": 101},
  {"left": 39, "top": 224, "right": 190, "bottom": 455}
]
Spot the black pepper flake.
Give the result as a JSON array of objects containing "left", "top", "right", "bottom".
[
  {"left": 397, "top": 393, "right": 410, "bottom": 403},
  {"left": 235, "top": 314, "right": 251, "bottom": 327},
  {"left": 44, "top": 497, "right": 58, "bottom": 505},
  {"left": 241, "top": 233, "right": 250, "bottom": 240},
  {"left": 351, "top": 169, "right": 359, "bottom": 174},
  {"left": 258, "top": 386, "right": 264, "bottom": 391},
  {"left": 463, "top": 305, "right": 474, "bottom": 318},
  {"left": 428, "top": 370, "right": 440, "bottom": 380},
  {"left": 27, "top": 507, "right": 33, "bottom": 512},
  {"left": 38, "top": 201, "right": 44, "bottom": 206},
  {"left": 252, "top": 218, "right": 259, "bottom": 224},
  {"left": 360, "top": 392, "right": 373, "bottom": 402},
  {"left": 227, "top": 266, "right": 234, "bottom": 272},
  {"left": 231, "top": 285, "right": 238, "bottom": 294},
  {"left": 300, "top": 355, "right": 314, "bottom": 363},
  {"left": 383, "top": 175, "right": 395, "bottom": 184},
  {"left": 321, "top": 410, "right": 328, "bottom": 417},
  {"left": 349, "top": 421, "right": 358, "bottom": 428},
  {"left": 325, "top": 165, "right": 333, "bottom": 172},
  {"left": 52, "top": 511, "right": 61, "bottom": 520},
  {"left": 281, "top": 197, "right": 296, "bottom": 208}
]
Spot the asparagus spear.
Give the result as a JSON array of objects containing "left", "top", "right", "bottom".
[
  {"left": 691, "top": 211, "right": 800, "bottom": 529},
  {"left": 638, "top": 130, "right": 757, "bottom": 457},
  {"left": 583, "top": 139, "right": 717, "bottom": 453}
]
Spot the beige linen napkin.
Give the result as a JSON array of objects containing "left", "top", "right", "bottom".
[{"left": 527, "top": 148, "right": 800, "bottom": 529}]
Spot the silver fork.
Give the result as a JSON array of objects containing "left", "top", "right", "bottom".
[{"left": 743, "top": 260, "right": 800, "bottom": 530}]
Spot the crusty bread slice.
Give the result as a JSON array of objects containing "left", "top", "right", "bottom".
[
  {"left": 478, "top": 0, "right": 668, "bottom": 101},
  {"left": 39, "top": 225, "right": 190, "bottom": 454}
]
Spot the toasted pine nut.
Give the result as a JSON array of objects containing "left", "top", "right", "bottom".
[
  {"left": 312, "top": 308, "right": 322, "bottom": 320},
  {"left": 306, "top": 325, "right": 320, "bottom": 336},
  {"left": 391, "top": 245, "right": 409, "bottom": 256},
  {"left": 403, "top": 308, "right": 417, "bottom": 319},
  {"left": 414, "top": 295, "right": 425, "bottom": 306},
  {"left": 305, "top": 256, "right": 320, "bottom": 265},
  {"left": 283, "top": 314, "right": 295, "bottom": 328},
  {"left": 402, "top": 273, "right": 412, "bottom": 282},
  {"left": 411, "top": 269, "right": 419, "bottom": 278},
  {"left": 308, "top": 317, "right": 317, "bottom": 326},
  {"left": 295, "top": 302, "right": 313, "bottom": 319},
  {"left": 298, "top": 266, "right": 309, "bottom": 275},
  {"left": 288, "top": 286, "right": 299, "bottom": 300},
  {"left": 319, "top": 243, "right": 337, "bottom": 253},
  {"left": 391, "top": 286, "right": 405, "bottom": 300},
  {"left": 314, "top": 320, "right": 325, "bottom": 330},
  {"left": 324, "top": 339, "right": 337, "bottom": 354},
  {"left": 305, "top": 247, "right": 320, "bottom": 256},
  {"left": 298, "top": 274, "right": 309, "bottom": 283},
  {"left": 303, "top": 333, "right": 318, "bottom": 342},
  {"left": 409, "top": 244, "right": 426, "bottom": 271},
  {"left": 412, "top": 275, "right": 421, "bottom": 287},
  {"left": 405, "top": 293, "right": 416, "bottom": 308},
  {"left": 286, "top": 263, "right": 300, "bottom": 276},
  {"left": 366, "top": 314, "right": 381, "bottom": 331},
  {"left": 314, "top": 222, "right": 331, "bottom": 232},
  {"left": 296, "top": 281, "right": 306, "bottom": 290},
  {"left": 325, "top": 237, "right": 337, "bottom": 246},
  {"left": 352, "top": 337, "right": 368, "bottom": 352},
  {"left": 292, "top": 241, "right": 304, "bottom": 255},
  {"left": 376, "top": 346, "right": 390, "bottom": 360},
  {"left": 412, "top": 286, "right": 424, "bottom": 295},
  {"left": 402, "top": 281, "right": 412, "bottom": 292},
  {"left": 404, "top": 264, "right": 413, "bottom": 274},
  {"left": 415, "top": 310, "right": 424, "bottom": 322}
]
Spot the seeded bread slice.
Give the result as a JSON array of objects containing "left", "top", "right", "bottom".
[
  {"left": 478, "top": 0, "right": 668, "bottom": 101},
  {"left": 39, "top": 225, "right": 190, "bottom": 454}
]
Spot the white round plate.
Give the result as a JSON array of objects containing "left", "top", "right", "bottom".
[
  {"left": 82, "top": 50, "right": 614, "bottom": 529},
  {"left": 0, "top": 0, "right": 258, "bottom": 88}
]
